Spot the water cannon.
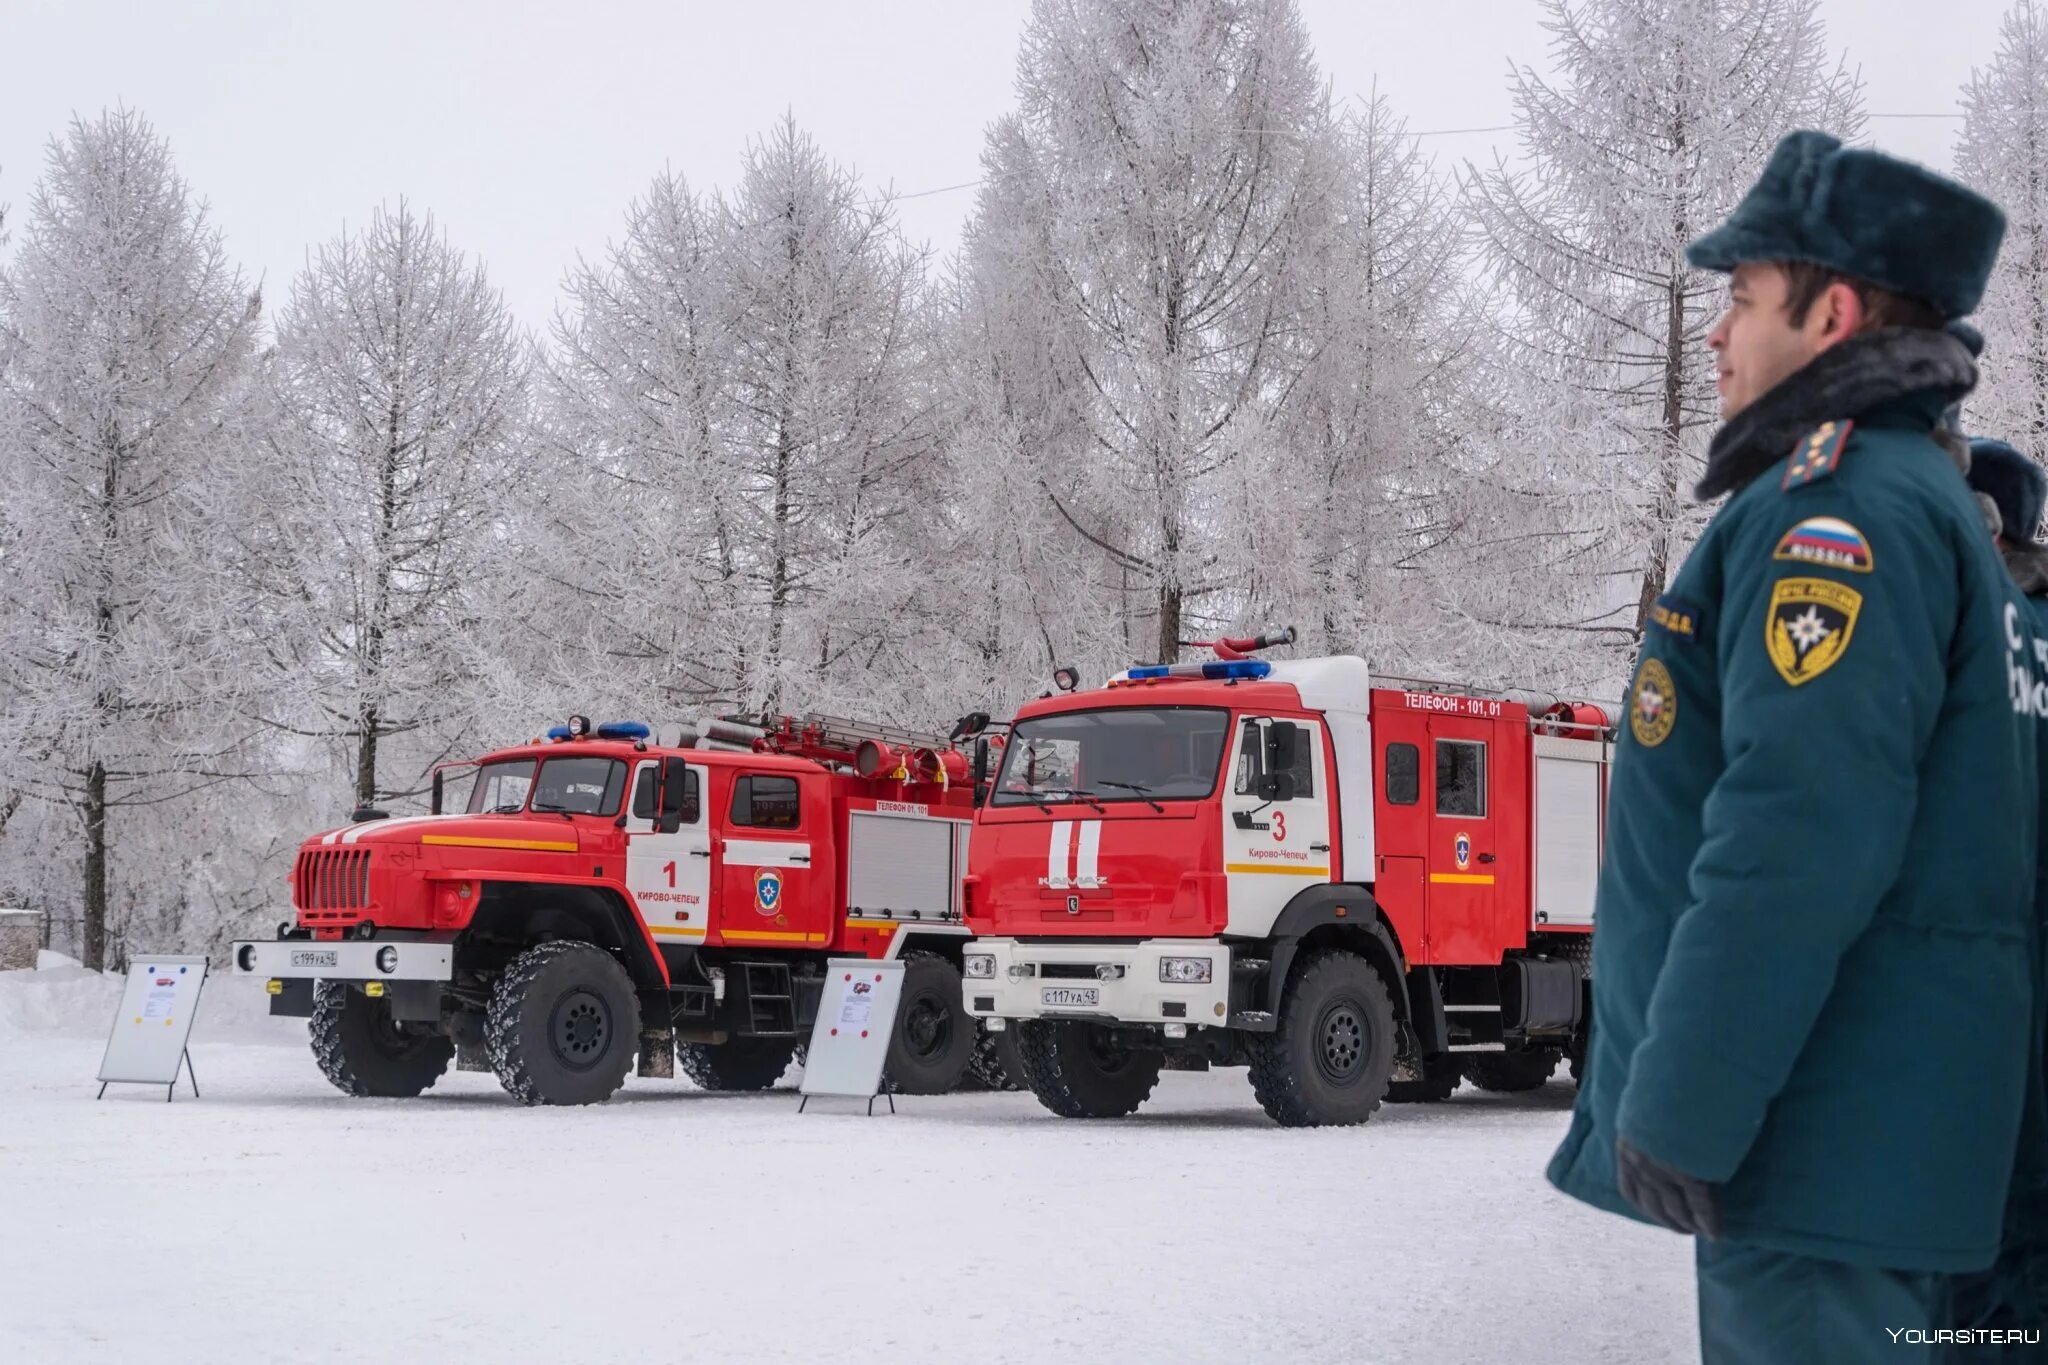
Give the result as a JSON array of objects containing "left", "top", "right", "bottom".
[
  {"left": 912, "top": 747, "right": 971, "bottom": 787},
  {"left": 855, "top": 739, "right": 911, "bottom": 780},
  {"left": 1192, "top": 626, "right": 1297, "bottom": 662}
]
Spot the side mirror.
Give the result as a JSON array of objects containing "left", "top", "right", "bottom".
[
  {"left": 657, "top": 758, "right": 692, "bottom": 834},
  {"left": 1264, "top": 723, "right": 1300, "bottom": 776},
  {"left": 971, "top": 737, "right": 992, "bottom": 807},
  {"left": 1254, "top": 772, "right": 1296, "bottom": 803}
]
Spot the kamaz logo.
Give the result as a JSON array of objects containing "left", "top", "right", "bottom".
[{"left": 1066, "top": 895, "right": 1080, "bottom": 914}]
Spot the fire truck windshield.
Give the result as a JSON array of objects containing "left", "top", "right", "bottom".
[
  {"left": 463, "top": 757, "right": 628, "bottom": 816},
  {"left": 991, "top": 707, "right": 1229, "bottom": 807}
]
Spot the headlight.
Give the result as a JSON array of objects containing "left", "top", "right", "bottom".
[
  {"left": 962, "top": 953, "right": 996, "bottom": 980},
  {"left": 375, "top": 946, "right": 399, "bottom": 974},
  {"left": 1159, "top": 957, "right": 1213, "bottom": 984}
]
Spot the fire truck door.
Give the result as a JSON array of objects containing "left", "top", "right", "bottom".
[
  {"left": 1221, "top": 716, "right": 1334, "bottom": 936},
  {"left": 719, "top": 772, "right": 824, "bottom": 946},
  {"left": 1425, "top": 717, "right": 1497, "bottom": 961},
  {"left": 624, "top": 759, "right": 711, "bottom": 941}
]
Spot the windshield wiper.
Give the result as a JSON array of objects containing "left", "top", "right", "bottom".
[
  {"left": 530, "top": 801, "right": 578, "bottom": 821},
  {"left": 1038, "top": 786, "right": 1107, "bottom": 813},
  {"left": 487, "top": 803, "right": 526, "bottom": 815},
  {"left": 1099, "top": 781, "right": 1165, "bottom": 813}
]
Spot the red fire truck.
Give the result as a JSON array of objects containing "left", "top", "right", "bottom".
[
  {"left": 232, "top": 713, "right": 1004, "bottom": 1105},
  {"left": 959, "top": 632, "right": 1606, "bottom": 1127}
]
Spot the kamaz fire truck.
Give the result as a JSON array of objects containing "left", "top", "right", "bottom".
[
  {"left": 232, "top": 713, "right": 1004, "bottom": 1105},
  {"left": 959, "top": 630, "right": 1605, "bottom": 1127}
]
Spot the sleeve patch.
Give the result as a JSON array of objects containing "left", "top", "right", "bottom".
[
  {"left": 1772, "top": 516, "right": 1872, "bottom": 573},
  {"left": 1766, "top": 578, "right": 1862, "bottom": 685},
  {"left": 1781, "top": 419, "right": 1854, "bottom": 490},
  {"left": 1647, "top": 593, "right": 1701, "bottom": 640}
]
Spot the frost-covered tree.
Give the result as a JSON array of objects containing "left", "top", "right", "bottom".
[
  {"left": 962, "top": 0, "right": 1345, "bottom": 665},
  {"left": 1958, "top": 0, "right": 2048, "bottom": 499},
  {"left": 539, "top": 120, "right": 937, "bottom": 721},
  {"left": 246, "top": 202, "right": 531, "bottom": 808},
  {"left": 0, "top": 110, "right": 261, "bottom": 967},
  {"left": 1464, "top": 0, "right": 1863, "bottom": 669}
]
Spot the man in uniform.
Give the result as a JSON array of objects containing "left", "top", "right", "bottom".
[
  {"left": 1547, "top": 129, "right": 2038, "bottom": 1363},
  {"left": 1942, "top": 437, "right": 2048, "bottom": 1355}
]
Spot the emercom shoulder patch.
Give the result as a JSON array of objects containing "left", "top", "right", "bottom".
[
  {"left": 1647, "top": 593, "right": 1700, "bottom": 641},
  {"left": 1772, "top": 515, "right": 1873, "bottom": 573},
  {"left": 1630, "top": 658, "right": 1677, "bottom": 747},
  {"left": 1766, "top": 577, "right": 1863, "bottom": 685},
  {"left": 1781, "top": 419, "right": 1854, "bottom": 490}
]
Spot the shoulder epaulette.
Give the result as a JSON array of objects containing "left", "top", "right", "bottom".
[{"left": 1781, "top": 419, "right": 1854, "bottom": 490}]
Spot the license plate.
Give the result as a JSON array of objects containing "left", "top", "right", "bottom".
[
  {"left": 1042, "top": 986, "right": 1099, "bottom": 1008},
  {"left": 290, "top": 950, "right": 339, "bottom": 969}
]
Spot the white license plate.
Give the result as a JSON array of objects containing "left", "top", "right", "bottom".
[
  {"left": 290, "top": 950, "right": 339, "bottom": 969},
  {"left": 1042, "top": 986, "right": 1099, "bottom": 1008}
]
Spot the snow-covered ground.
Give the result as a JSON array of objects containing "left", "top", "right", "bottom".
[{"left": 0, "top": 959, "right": 1694, "bottom": 1364}]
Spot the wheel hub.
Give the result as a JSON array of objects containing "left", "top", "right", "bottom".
[
  {"left": 1317, "top": 1003, "right": 1366, "bottom": 1084},
  {"left": 902, "top": 994, "right": 950, "bottom": 1059},
  {"left": 549, "top": 989, "right": 612, "bottom": 1072}
]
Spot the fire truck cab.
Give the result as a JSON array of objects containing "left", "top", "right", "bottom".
[
  {"left": 962, "top": 639, "right": 1605, "bottom": 1127},
  {"left": 233, "top": 715, "right": 995, "bottom": 1105}
]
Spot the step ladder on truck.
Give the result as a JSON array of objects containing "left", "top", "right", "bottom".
[
  {"left": 958, "top": 629, "right": 1608, "bottom": 1126},
  {"left": 232, "top": 710, "right": 1011, "bottom": 1105}
]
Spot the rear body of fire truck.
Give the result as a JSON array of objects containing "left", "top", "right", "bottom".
[
  {"left": 231, "top": 714, "right": 1001, "bottom": 1105},
  {"left": 961, "top": 652, "right": 1607, "bottom": 1127}
]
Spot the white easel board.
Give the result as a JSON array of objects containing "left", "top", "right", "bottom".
[
  {"left": 98, "top": 955, "right": 207, "bottom": 1099},
  {"left": 799, "top": 958, "right": 905, "bottom": 1112}
]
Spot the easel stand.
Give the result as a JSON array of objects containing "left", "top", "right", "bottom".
[
  {"left": 797, "top": 1090, "right": 895, "bottom": 1116},
  {"left": 97, "top": 1048, "right": 199, "bottom": 1103}
]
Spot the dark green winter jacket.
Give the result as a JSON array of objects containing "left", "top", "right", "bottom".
[{"left": 1548, "top": 327, "right": 2039, "bottom": 1273}]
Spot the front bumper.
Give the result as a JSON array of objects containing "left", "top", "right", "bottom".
[
  {"left": 230, "top": 938, "right": 454, "bottom": 982},
  {"left": 961, "top": 938, "right": 1229, "bottom": 1026}
]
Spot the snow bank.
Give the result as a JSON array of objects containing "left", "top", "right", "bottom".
[{"left": 0, "top": 953, "right": 303, "bottom": 1045}]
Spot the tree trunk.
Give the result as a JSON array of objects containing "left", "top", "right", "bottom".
[
  {"left": 1635, "top": 265, "right": 1688, "bottom": 636},
  {"left": 1156, "top": 583, "right": 1183, "bottom": 665},
  {"left": 355, "top": 709, "right": 379, "bottom": 809},
  {"left": 82, "top": 759, "right": 108, "bottom": 971}
]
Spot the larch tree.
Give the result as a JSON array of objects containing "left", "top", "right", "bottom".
[
  {"left": 1463, "top": 0, "right": 1863, "bottom": 674},
  {"left": 247, "top": 201, "right": 531, "bottom": 810},
  {"left": 1957, "top": 0, "right": 2048, "bottom": 503},
  {"left": 0, "top": 110, "right": 261, "bottom": 967},
  {"left": 964, "top": 0, "right": 1343, "bottom": 665}
]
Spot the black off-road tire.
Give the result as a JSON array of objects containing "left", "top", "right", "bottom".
[
  {"left": 309, "top": 980, "right": 453, "bottom": 1098},
  {"left": 1385, "top": 1052, "right": 1461, "bottom": 1104},
  {"left": 964, "top": 1023, "right": 1027, "bottom": 1091},
  {"left": 1246, "top": 949, "right": 1398, "bottom": 1128},
  {"left": 1462, "top": 1048, "right": 1561, "bottom": 1093},
  {"left": 1014, "top": 1020, "right": 1163, "bottom": 1118},
  {"left": 676, "top": 1037, "right": 799, "bottom": 1092},
  {"left": 485, "top": 941, "right": 640, "bottom": 1106},
  {"left": 885, "top": 951, "right": 977, "bottom": 1094}
]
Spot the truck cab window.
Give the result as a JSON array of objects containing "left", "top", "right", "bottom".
[
  {"left": 1435, "top": 740, "right": 1487, "bottom": 817},
  {"left": 731, "top": 774, "right": 801, "bottom": 830},
  {"left": 1385, "top": 743, "right": 1419, "bottom": 806}
]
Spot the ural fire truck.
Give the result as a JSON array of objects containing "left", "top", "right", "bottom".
[
  {"left": 960, "top": 631, "right": 1605, "bottom": 1127},
  {"left": 232, "top": 713, "right": 1002, "bottom": 1105}
]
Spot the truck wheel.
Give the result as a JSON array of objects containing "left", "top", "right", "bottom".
[
  {"left": 675, "top": 1037, "right": 798, "bottom": 1092},
  {"left": 1462, "top": 1047, "right": 1560, "bottom": 1093},
  {"left": 309, "top": 980, "right": 453, "bottom": 1098},
  {"left": 885, "top": 951, "right": 976, "bottom": 1095},
  {"left": 1385, "top": 1052, "right": 1461, "bottom": 1104},
  {"left": 1246, "top": 949, "right": 1397, "bottom": 1127},
  {"left": 1014, "top": 1020, "right": 1162, "bottom": 1118},
  {"left": 965, "top": 1024, "right": 1026, "bottom": 1091},
  {"left": 485, "top": 941, "right": 640, "bottom": 1106}
]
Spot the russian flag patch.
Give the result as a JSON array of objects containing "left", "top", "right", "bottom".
[{"left": 1772, "top": 516, "right": 1872, "bottom": 574}]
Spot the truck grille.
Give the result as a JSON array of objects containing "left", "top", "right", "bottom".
[{"left": 295, "top": 848, "right": 372, "bottom": 922}]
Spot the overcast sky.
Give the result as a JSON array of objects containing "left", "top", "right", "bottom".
[{"left": 0, "top": 0, "right": 2013, "bottom": 330}]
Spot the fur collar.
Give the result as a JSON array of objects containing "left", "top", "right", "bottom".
[
  {"left": 1697, "top": 327, "right": 1978, "bottom": 501},
  {"left": 2004, "top": 540, "right": 2048, "bottom": 597}
]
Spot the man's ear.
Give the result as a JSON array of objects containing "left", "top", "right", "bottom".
[{"left": 1812, "top": 280, "right": 1866, "bottom": 349}]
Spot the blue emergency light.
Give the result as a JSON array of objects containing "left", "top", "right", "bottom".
[
  {"left": 1125, "top": 660, "right": 1273, "bottom": 682},
  {"left": 596, "top": 721, "right": 651, "bottom": 741}
]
